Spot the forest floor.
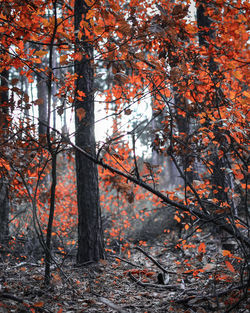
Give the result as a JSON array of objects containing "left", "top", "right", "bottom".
[{"left": 0, "top": 233, "right": 249, "bottom": 313}]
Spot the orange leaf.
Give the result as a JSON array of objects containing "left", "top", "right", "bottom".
[
  {"left": 76, "top": 108, "right": 86, "bottom": 121},
  {"left": 222, "top": 250, "right": 232, "bottom": 257},
  {"left": 60, "top": 55, "right": 68, "bottom": 64},
  {"left": 86, "top": 9, "right": 95, "bottom": 20},
  {"left": 77, "top": 90, "right": 86, "bottom": 97},
  {"left": 57, "top": 308, "right": 63, "bottom": 313},
  {"left": 94, "top": 25, "right": 103, "bottom": 35},
  {"left": 145, "top": 271, "right": 156, "bottom": 277},
  {"left": 198, "top": 242, "right": 206, "bottom": 253},
  {"left": 243, "top": 90, "right": 250, "bottom": 98},
  {"left": 33, "top": 301, "right": 44, "bottom": 307},
  {"left": 174, "top": 215, "right": 181, "bottom": 223},
  {"left": 73, "top": 52, "right": 83, "bottom": 61},
  {"left": 34, "top": 50, "right": 48, "bottom": 57},
  {"left": 225, "top": 260, "right": 235, "bottom": 273},
  {"left": 52, "top": 272, "right": 61, "bottom": 283},
  {"left": 234, "top": 70, "right": 243, "bottom": 80},
  {"left": 85, "top": 0, "right": 94, "bottom": 5},
  {"left": 0, "top": 159, "right": 10, "bottom": 171}
]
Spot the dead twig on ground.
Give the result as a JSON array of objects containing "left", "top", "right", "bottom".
[
  {"left": 108, "top": 254, "right": 142, "bottom": 268},
  {"left": 99, "top": 296, "right": 129, "bottom": 313}
]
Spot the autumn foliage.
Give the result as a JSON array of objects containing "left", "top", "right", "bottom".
[{"left": 0, "top": 0, "right": 249, "bottom": 311}]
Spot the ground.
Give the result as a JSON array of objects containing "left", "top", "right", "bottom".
[{"left": 0, "top": 231, "right": 249, "bottom": 313}]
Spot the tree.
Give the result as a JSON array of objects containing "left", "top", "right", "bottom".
[
  {"left": 0, "top": 1, "right": 249, "bottom": 308},
  {"left": 74, "top": 0, "right": 104, "bottom": 264},
  {"left": 37, "top": 70, "right": 48, "bottom": 137},
  {"left": 0, "top": 69, "right": 10, "bottom": 245}
]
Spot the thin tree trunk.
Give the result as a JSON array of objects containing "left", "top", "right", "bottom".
[
  {"left": 44, "top": 1, "right": 58, "bottom": 285},
  {"left": 37, "top": 71, "right": 48, "bottom": 137},
  {"left": 44, "top": 152, "right": 57, "bottom": 285},
  {"left": 74, "top": 0, "right": 104, "bottom": 264}
]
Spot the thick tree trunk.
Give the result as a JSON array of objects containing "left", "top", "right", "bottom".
[
  {"left": 74, "top": 0, "right": 104, "bottom": 264},
  {"left": 197, "top": 2, "right": 228, "bottom": 203},
  {"left": 197, "top": 3, "right": 214, "bottom": 48},
  {"left": 0, "top": 180, "right": 9, "bottom": 244},
  {"left": 0, "top": 69, "right": 10, "bottom": 244}
]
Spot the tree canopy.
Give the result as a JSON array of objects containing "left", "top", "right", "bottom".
[{"left": 0, "top": 0, "right": 249, "bottom": 311}]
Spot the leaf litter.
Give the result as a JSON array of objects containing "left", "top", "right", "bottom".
[{"left": 0, "top": 233, "right": 248, "bottom": 313}]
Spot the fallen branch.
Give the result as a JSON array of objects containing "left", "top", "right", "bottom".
[
  {"left": 0, "top": 292, "right": 24, "bottom": 303},
  {"left": 98, "top": 296, "right": 129, "bottom": 313},
  {"left": 135, "top": 246, "right": 178, "bottom": 275},
  {"left": 128, "top": 272, "right": 181, "bottom": 290}
]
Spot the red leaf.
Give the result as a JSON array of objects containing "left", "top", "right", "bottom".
[
  {"left": 77, "top": 90, "right": 86, "bottom": 97},
  {"left": 33, "top": 301, "right": 44, "bottom": 307},
  {"left": 225, "top": 260, "right": 235, "bottom": 273},
  {"left": 198, "top": 242, "right": 206, "bottom": 253},
  {"left": 222, "top": 250, "right": 232, "bottom": 257}
]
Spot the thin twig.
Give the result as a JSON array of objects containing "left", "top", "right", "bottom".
[
  {"left": 108, "top": 254, "right": 142, "bottom": 268},
  {"left": 131, "top": 133, "right": 140, "bottom": 180}
]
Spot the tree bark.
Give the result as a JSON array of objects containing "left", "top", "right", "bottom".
[
  {"left": 197, "top": 2, "right": 214, "bottom": 48},
  {"left": 197, "top": 2, "right": 228, "bottom": 203},
  {"left": 0, "top": 179, "right": 9, "bottom": 244},
  {"left": 74, "top": 0, "right": 104, "bottom": 264},
  {"left": 37, "top": 71, "right": 48, "bottom": 137},
  {"left": 0, "top": 69, "right": 10, "bottom": 244}
]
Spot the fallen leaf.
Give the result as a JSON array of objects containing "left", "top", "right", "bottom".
[
  {"left": 33, "top": 301, "right": 44, "bottom": 307},
  {"left": 198, "top": 242, "right": 206, "bottom": 253},
  {"left": 225, "top": 260, "right": 235, "bottom": 273}
]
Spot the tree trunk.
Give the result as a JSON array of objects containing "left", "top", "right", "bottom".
[
  {"left": 37, "top": 71, "right": 48, "bottom": 137},
  {"left": 197, "top": 3, "right": 214, "bottom": 48},
  {"left": 74, "top": 0, "right": 104, "bottom": 264},
  {"left": 0, "top": 180, "right": 9, "bottom": 244},
  {"left": 0, "top": 69, "right": 10, "bottom": 244},
  {"left": 197, "top": 2, "right": 228, "bottom": 203}
]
